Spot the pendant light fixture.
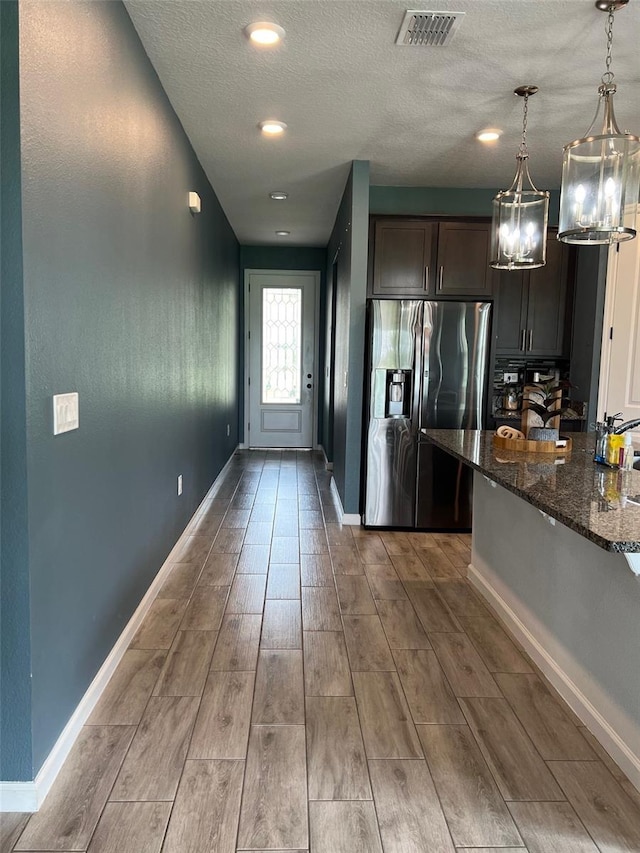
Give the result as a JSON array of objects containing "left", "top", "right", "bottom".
[
  {"left": 558, "top": 1, "right": 640, "bottom": 245},
  {"left": 490, "top": 86, "right": 549, "bottom": 270}
]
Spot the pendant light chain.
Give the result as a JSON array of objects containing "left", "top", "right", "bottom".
[
  {"left": 519, "top": 93, "right": 529, "bottom": 157},
  {"left": 603, "top": 6, "right": 615, "bottom": 82}
]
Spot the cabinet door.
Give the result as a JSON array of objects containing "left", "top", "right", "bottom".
[
  {"left": 372, "top": 220, "right": 437, "bottom": 296},
  {"left": 435, "top": 222, "right": 493, "bottom": 296},
  {"left": 494, "top": 271, "right": 529, "bottom": 354},
  {"left": 525, "top": 237, "right": 569, "bottom": 357}
]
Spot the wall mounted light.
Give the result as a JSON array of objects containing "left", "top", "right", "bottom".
[
  {"left": 275, "top": 230, "right": 290, "bottom": 236},
  {"left": 490, "top": 86, "right": 549, "bottom": 270},
  {"left": 188, "top": 191, "right": 201, "bottom": 214},
  {"left": 558, "top": 1, "right": 640, "bottom": 244},
  {"left": 244, "top": 21, "right": 285, "bottom": 46},
  {"left": 269, "top": 191, "right": 288, "bottom": 200}
]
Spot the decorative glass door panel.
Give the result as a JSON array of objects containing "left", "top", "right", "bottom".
[
  {"left": 262, "top": 288, "right": 302, "bottom": 404},
  {"left": 247, "top": 272, "right": 317, "bottom": 448}
]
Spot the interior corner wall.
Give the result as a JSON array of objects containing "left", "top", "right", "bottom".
[
  {"left": 1, "top": 0, "right": 33, "bottom": 782},
  {"left": 17, "top": 0, "right": 240, "bottom": 777},
  {"left": 239, "top": 246, "right": 327, "bottom": 445},
  {"left": 325, "top": 161, "right": 370, "bottom": 515}
]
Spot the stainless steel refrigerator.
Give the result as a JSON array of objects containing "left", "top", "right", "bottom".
[{"left": 364, "top": 299, "right": 491, "bottom": 529}]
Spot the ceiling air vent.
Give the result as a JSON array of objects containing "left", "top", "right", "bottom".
[{"left": 395, "top": 10, "right": 465, "bottom": 46}]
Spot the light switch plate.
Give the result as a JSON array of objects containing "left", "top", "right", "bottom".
[{"left": 53, "top": 392, "right": 79, "bottom": 435}]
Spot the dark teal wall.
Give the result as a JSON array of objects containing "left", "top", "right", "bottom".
[
  {"left": 370, "top": 186, "right": 561, "bottom": 225},
  {"left": 325, "top": 162, "right": 370, "bottom": 514},
  {"left": 241, "top": 246, "right": 327, "bottom": 273},
  {"left": 239, "top": 246, "right": 327, "bottom": 444},
  {"left": 12, "top": 0, "right": 240, "bottom": 778},
  {"left": 0, "top": 0, "right": 32, "bottom": 781}
]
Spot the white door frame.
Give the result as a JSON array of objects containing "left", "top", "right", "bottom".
[
  {"left": 243, "top": 269, "right": 321, "bottom": 449},
  {"left": 597, "top": 203, "right": 640, "bottom": 422}
]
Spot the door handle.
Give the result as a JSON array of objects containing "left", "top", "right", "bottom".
[
  {"left": 528, "top": 329, "right": 533, "bottom": 351},
  {"left": 438, "top": 266, "right": 444, "bottom": 291},
  {"left": 520, "top": 329, "right": 526, "bottom": 351},
  {"left": 424, "top": 266, "right": 429, "bottom": 291}
]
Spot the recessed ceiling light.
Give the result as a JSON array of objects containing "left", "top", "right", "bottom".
[
  {"left": 275, "top": 230, "right": 290, "bottom": 236},
  {"left": 259, "top": 120, "right": 287, "bottom": 136},
  {"left": 475, "top": 128, "right": 502, "bottom": 143},
  {"left": 244, "top": 21, "right": 285, "bottom": 46},
  {"left": 269, "top": 191, "right": 288, "bottom": 200}
]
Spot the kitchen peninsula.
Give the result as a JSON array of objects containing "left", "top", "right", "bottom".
[{"left": 423, "top": 429, "right": 640, "bottom": 792}]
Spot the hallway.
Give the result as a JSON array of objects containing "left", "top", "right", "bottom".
[{"left": 3, "top": 449, "right": 640, "bottom": 852}]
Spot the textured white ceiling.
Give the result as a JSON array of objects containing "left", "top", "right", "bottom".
[{"left": 125, "top": 0, "right": 640, "bottom": 246}]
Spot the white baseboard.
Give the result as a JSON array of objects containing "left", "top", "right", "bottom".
[
  {"left": 468, "top": 560, "right": 640, "bottom": 793},
  {"left": 0, "top": 451, "right": 237, "bottom": 813},
  {"left": 329, "top": 477, "right": 361, "bottom": 526},
  {"left": 318, "top": 444, "right": 333, "bottom": 471}
]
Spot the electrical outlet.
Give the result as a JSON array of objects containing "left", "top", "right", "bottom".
[
  {"left": 226, "top": 424, "right": 230, "bottom": 437},
  {"left": 177, "top": 474, "right": 183, "bottom": 496}
]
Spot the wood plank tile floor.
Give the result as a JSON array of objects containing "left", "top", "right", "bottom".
[{"left": 5, "top": 449, "right": 640, "bottom": 852}]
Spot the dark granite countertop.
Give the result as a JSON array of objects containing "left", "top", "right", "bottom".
[{"left": 422, "top": 429, "right": 640, "bottom": 553}]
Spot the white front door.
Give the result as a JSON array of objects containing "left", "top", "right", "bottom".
[{"left": 246, "top": 270, "right": 318, "bottom": 448}]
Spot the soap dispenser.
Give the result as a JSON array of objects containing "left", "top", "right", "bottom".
[
  {"left": 593, "top": 412, "right": 622, "bottom": 465},
  {"left": 601, "top": 413, "right": 623, "bottom": 467}
]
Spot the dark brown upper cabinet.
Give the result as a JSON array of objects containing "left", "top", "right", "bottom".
[
  {"left": 370, "top": 218, "right": 492, "bottom": 298},
  {"left": 494, "top": 234, "right": 572, "bottom": 358},
  {"left": 371, "top": 219, "right": 438, "bottom": 296},
  {"left": 434, "top": 222, "right": 493, "bottom": 296}
]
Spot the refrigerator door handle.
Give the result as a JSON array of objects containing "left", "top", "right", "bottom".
[{"left": 412, "top": 304, "right": 424, "bottom": 431}]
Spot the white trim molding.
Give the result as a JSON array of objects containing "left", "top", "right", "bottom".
[
  {"left": 319, "top": 444, "right": 333, "bottom": 471},
  {"left": 0, "top": 450, "right": 238, "bottom": 813},
  {"left": 468, "top": 558, "right": 640, "bottom": 793},
  {"left": 243, "top": 269, "right": 321, "bottom": 451},
  {"left": 329, "top": 477, "right": 361, "bottom": 526}
]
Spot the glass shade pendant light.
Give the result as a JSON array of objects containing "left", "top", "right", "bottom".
[
  {"left": 558, "top": 1, "right": 640, "bottom": 244},
  {"left": 490, "top": 86, "right": 549, "bottom": 270}
]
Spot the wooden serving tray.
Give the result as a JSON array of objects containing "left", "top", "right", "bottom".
[{"left": 493, "top": 434, "right": 573, "bottom": 454}]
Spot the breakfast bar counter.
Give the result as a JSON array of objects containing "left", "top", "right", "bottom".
[
  {"left": 422, "top": 428, "right": 640, "bottom": 792},
  {"left": 422, "top": 429, "right": 640, "bottom": 553}
]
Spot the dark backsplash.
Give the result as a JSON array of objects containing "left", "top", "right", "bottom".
[{"left": 492, "top": 356, "right": 587, "bottom": 426}]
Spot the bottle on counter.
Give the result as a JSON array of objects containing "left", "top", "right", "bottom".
[
  {"left": 606, "top": 433, "right": 625, "bottom": 467},
  {"left": 621, "top": 433, "right": 635, "bottom": 472},
  {"left": 595, "top": 421, "right": 608, "bottom": 464},
  {"left": 597, "top": 413, "right": 623, "bottom": 467}
]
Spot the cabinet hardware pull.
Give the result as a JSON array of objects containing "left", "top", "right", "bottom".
[
  {"left": 438, "top": 266, "right": 444, "bottom": 291},
  {"left": 528, "top": 329, "right": 533, "bottom": 351},
  {"left": 424, "top": 266, "right": 429, "bottom": 290},
  {"left": 520, "top": 329, "right": 526, "bottom": 351}
]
